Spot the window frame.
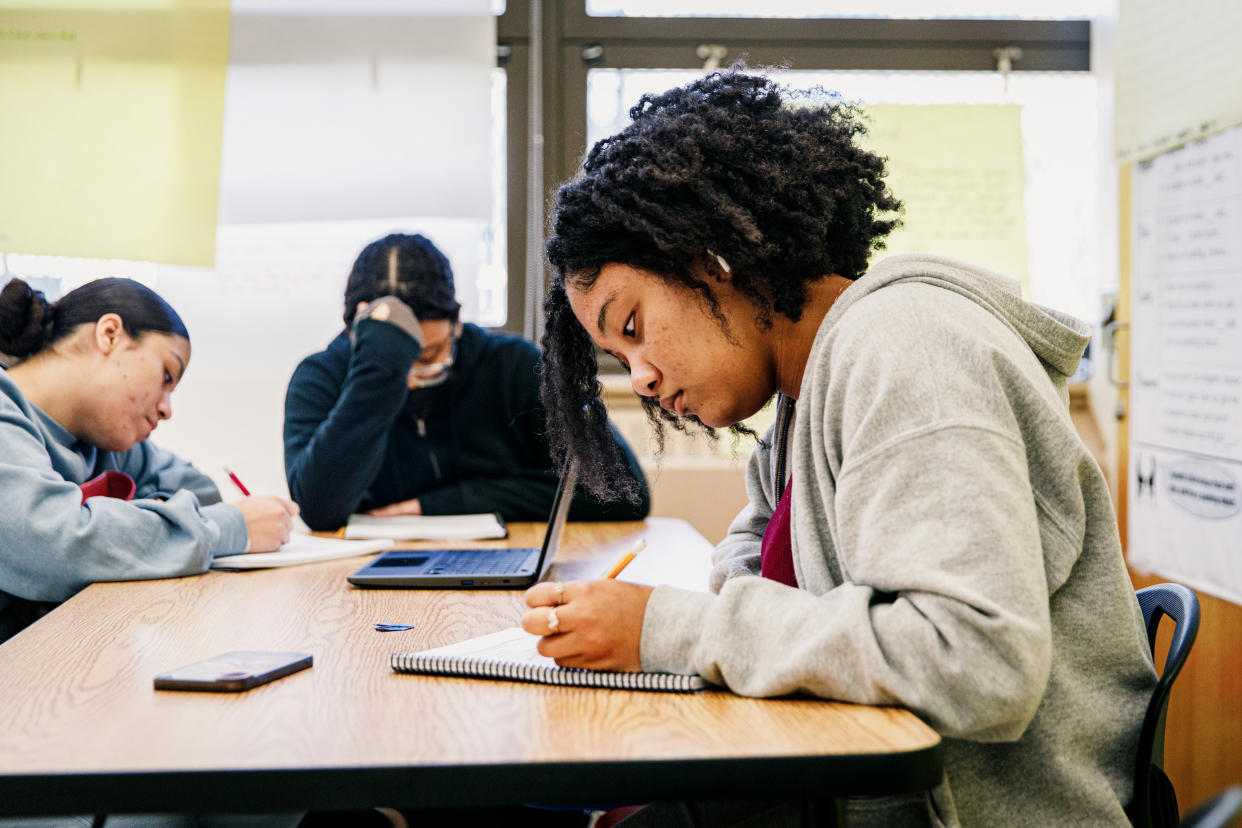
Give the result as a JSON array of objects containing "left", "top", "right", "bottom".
[{"left": 495, "top": 1, "right": 1090, "bottom": 334}]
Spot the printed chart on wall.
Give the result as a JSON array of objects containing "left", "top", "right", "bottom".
[{"left": 1128, "top": 124, "right": 1242, "bottom": 604}]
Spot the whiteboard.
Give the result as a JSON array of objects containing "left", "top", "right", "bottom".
[{"left": 1127, "top": 125, "right": 1242, "bottom": 604}]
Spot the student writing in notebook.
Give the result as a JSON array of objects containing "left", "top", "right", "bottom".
[
  {"left": 521, "top": 70, "right": 1156, "bottom": 827},
  {"left": 0, "top": 277, "right": 298, "bottom": 644},
  {"left": 283, "top": 232, "right": 650, "bottom": 531}
]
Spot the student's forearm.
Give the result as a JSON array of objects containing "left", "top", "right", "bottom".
[
  {"left": 645, "top": 571, "right": 1050, "bottom": 741},
  {"left": 286, "top": 410, "right": 397, "bottom": 530},
  {"left": 199, "top": 502, "right": 249, "bottom": 556},
  {"left": 644, "top": 429, "right": 1053, "bottom": 741},
  {"left": 286, "top": 326, "right": 419, "bottom": 529},
  {"left": 0, "top": 478, "right": 223, "bottom": 602}
]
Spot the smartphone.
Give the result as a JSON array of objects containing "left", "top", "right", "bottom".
[{"left": 154, "top": 651, "right": 312, "bottom": 692}]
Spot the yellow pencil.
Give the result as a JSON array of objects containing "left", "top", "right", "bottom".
[{"left": 604, "top": 538, "right": 646, "bottom": 579}]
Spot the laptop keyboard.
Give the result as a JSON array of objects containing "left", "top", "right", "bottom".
[{"left": 429, "top": 548, "right": 535, "bottom": 575}]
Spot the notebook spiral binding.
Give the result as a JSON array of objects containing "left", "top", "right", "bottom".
[{"left": 390, "top": 652, "right": 704, "bottom": 693}]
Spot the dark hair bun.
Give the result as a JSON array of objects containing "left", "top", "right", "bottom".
[{"left": 0, "top": 278, "right": 56, "bottom": 358}]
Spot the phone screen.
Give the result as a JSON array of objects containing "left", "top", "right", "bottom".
[{"left": 154, "top": 651, "right": 312, "bottom": 692}]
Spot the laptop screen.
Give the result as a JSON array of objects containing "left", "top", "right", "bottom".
[{"left": 533, "top": 458, "right": 578, "bottom": 581}]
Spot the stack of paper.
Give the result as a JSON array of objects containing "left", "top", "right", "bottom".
[
  {"left": 211, "top": 535, "right": 395, "bottom": 571},
  {"left": 344, "top": 513, "right": 507, "bottom": 541}
]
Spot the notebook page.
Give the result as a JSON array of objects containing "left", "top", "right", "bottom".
[
  {"left": 417, "top": 627, "right": 554, "bottom": 667},
  {"left": 211, "top": 534, "right": 395, "bottom": 570},
  {"left": 394, "top": 627, "right": 709, "bottom": 691},
  {"left": 344, "top": 513, "right": 507, "bottom": 541}
]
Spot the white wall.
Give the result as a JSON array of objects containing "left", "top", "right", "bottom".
[
  {"left": 145, "top": 3, "right": 497, "bottom": 504},
  {"left": 150, "top": 217, "right": 491, "bottom": 502}
]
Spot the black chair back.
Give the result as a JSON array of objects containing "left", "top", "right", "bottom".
[{"left": 1130, "top": 583, "right": 1201, "bottom": 828}]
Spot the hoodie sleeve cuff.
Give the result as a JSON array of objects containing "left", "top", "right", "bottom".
[
  {"left": 353, "top": 296, "right": 425, "bottom": 348},
  {"left": 202, "top": 502, "right": 249, "bottom": 557},
  {"left": 639, "top": 585, "right": 716, "bottom": 675}
]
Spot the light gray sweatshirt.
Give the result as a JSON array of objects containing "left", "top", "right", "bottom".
[
  {"left": 640, "top": 255, "right": 1156, "bottom": 826},
  {"left": 0, "top": 369, "right": 247, "bottom": 644}
]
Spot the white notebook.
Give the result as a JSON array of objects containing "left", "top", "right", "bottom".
[
  {"left": 391, "top": 627, "right": 709, "bottom": 693},
  {"left": 211, "top": 534, "right": 395, "bottom": 571},
  {"left": 344, "top": 512, "right": 507, "bottom": 541}
]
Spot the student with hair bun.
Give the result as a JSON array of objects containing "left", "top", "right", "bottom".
[{"left": 0, "top": 276, "right": 299, "bottom": 644}]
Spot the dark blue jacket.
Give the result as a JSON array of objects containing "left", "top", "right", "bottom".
[{"left": 283, "top": 321, "right": 649, "bottom": 531}]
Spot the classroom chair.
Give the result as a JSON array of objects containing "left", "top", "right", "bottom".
[
  {"left": 1127, "top": 584, "right": 1241, "bottom": 828},
  {"left": 1129, "top": 583, "right": 1199, "bottom": 828}
]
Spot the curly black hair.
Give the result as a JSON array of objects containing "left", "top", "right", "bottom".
[
  {"left": 542, "top": 69, "right": 902, "bottom": 500},
  {"left": 343, "top": 233, "right": 460, "bottom": 329}
]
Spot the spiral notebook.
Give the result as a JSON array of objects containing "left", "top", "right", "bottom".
[{"left": 390, "top": 627, "right": 709, "bottom": 693}]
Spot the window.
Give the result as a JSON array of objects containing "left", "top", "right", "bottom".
[
  {"left": 587, "top": 68, "right": 1101, "bottom": 323},
  {"left": 587, "top": 0, "right": 1101, "bottom": 18},
  {"left": 4, "top": 4, "right": 1100, "bottom": 335}
]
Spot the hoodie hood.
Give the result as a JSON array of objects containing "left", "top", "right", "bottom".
[{"left": 830, "top": 253, "right": 1090, "bottom": 379}]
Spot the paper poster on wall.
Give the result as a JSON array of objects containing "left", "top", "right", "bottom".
[
  {"left": 862, "top": 105, "right": 1029, "bottom": 292},
  {"left": 1128, "top": 124, "right": 1242, "bottom": 605},
  {"left": 0, "top": 2, "right": 230, "bottom": 266},
  {"left": 1115, "top": 0, "right": 1242, "bottom": 162}
]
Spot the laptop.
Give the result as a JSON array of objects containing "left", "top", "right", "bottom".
[{"left": 346, "top": 459, "right": 578, "bottom": 589}]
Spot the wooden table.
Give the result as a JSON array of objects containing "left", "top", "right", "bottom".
[{"left": 0, "top": 518, "right": 942, "bottom": 822}]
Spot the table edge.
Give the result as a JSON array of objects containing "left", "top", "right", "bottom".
[{"left": 0, "top": 742, "right": 945, "bottom": 816}]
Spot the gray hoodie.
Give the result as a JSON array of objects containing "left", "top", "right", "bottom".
[
  {"left": 0, "top": 369, "right": 248, "bottom": 644},
  {"left": 640, "top": 255, "right": 1156, "bottom": 826}
]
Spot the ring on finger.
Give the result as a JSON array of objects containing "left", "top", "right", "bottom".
[
  {"left": 553, "top": 583, "right": 565, "bottom": 606},
  {"left": 547, "top": 606, "right": 560, "bottom": 634}
]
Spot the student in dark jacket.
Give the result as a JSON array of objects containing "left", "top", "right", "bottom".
[{"left": 284, "top": 232, "right": 649, "bottom": 531}]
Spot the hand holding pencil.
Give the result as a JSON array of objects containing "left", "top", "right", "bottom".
[
  {"left": 225, "top": 466, "right": 301, "bottom": 553},
  {"left": 520, "top": 536, "right": 653, "bottom": 672}
]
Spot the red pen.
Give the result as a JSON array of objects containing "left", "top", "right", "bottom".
[{"left": 224, "top": 466, "right": 251, "bottom": 497}]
